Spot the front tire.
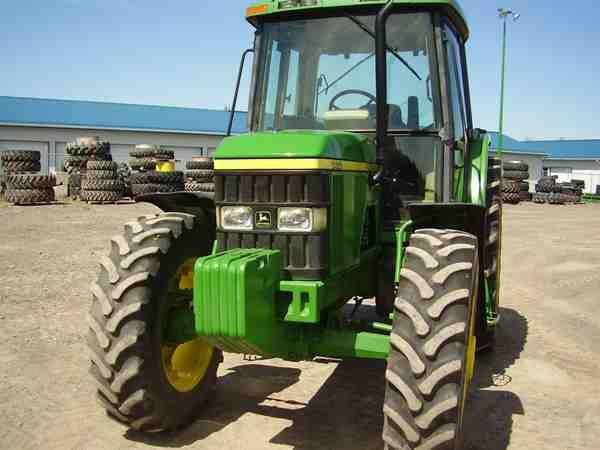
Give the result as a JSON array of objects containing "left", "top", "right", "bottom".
[
  {"left": 383, "top": 229, "right": 478, "bottom": 450},
  {"left": 87, "top": 212, "right": 221, "bottom": 431}
]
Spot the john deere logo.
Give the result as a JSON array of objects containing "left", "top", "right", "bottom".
[{"left": 255, "top": 211, "right": 272, "bottom": 228}]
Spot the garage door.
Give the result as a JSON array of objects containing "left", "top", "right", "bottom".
[
  {"left": 548, "top": 167, "right": 572, "bottom": 183},
  {"left": 0, "top": 140, "right": 50, "bottom": 174},
  {"left": 572, "top": 170, "right": 600, "bottom": 194}
]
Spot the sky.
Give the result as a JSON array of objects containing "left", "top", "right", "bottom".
[{"left": 0, "top": 0, "right": 599, "bottom": 140}]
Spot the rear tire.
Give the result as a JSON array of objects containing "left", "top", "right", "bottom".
[
  {"left": 479, "top": 157, "right": 502, "bottom": 350},
  {"left": 501, "top": 180, "right": 519, "bottom": 193},
  {"left": 5, "top": 188, "right": 54, "bottom": 204},
  {"left": 383, "top": 229, "right": 478, "bottom": 450},
  {"left": 130, "top": 171, "right": 184, "bottom": 185},
  {"left": 0, "top": 150, "right": 41, "bottom": 162},
  {"left": 502, "top": 170, "right": 528, "bottom": 181},
  {"left": 186, "top": 169, "right": 214, "bottom": 180},
  {"left": 87, "top": 161, "right": 118, "bottom": 171},
  {"left": 131, "top": 183, "right": 182, "bottom": 195},
  {"left": 81, "top": 190, "right": 122, "bottom": 202},
  {"left": 86, "top": 170, "right": 118, "bottom": 180},
  {"left": 129, "top": 158, "right": 156, "bottom": 171},
  {"left": 185, "top": 181, "right": 215, "bottom": 192},
  {"left": 87, "top": 212, "right": 221, "bottom": 431},
  {"left": 82, "top": 179, "right": 124, "bottom": 191},
  {"left": 186, "top": 158, "right": 214, "bottom": 170},
  {"left": 3, "top": 160, "right": 41, "bottom": 173},
  {"left": 502, "top": 161, "right": 528, "bottom": 172},
  {"left": 6, "top": 174, "right": 55, "bottom": 189},
  {"left": 502, "top": 192, "right": 520, "bottom": 204}
]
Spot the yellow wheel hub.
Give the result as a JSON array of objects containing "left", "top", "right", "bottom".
[
  {"left": 162, "top": 338, "right": 213, "bottom": 392},
  {"left": 156, "top": 160, "right": 176, "bottom": 172},
  {"left": 161, "top": 257, "right": 214, "bottom": 392}
]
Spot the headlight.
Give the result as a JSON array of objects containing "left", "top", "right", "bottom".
[
  {"left": 278, "top": 207, "right": 327, "bottom": 232},
  {"left": 221, "top": 206, "right": 252, "bottom": 230}
]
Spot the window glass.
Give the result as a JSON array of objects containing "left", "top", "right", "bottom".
[
  {"left": 444, "top": 24, "right": 466, "bottom": 141},
  {"left": 255, "top": 13, "right": 440, "bottom": 131}
]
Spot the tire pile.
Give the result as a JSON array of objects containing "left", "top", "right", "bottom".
[
  {"left": 81, "top": 160, "right": 124, "bottom": 203},
  {"left": 129, "top": 145, "right": 184, "bottom": 196},
  {"left": 184, "top": 157, "right": 214, "bottom": 192},
  {"left": 501, "top": 160, "right": 530, "bottom": 204},
  {"left": 1, "top": 150, "right": 56, "bottom": 205},
  {"left": 64, "top": 137, "right": 112, "bottom": 199},
  {"left": 533, "top": 176, "right": 583, "bottom": 204}
]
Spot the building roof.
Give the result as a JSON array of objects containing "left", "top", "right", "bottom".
[
  {"left": 522, "top": 139, "right": 600, "bottom": 160},
  {"left": 489, "top": 131, "right": 600, "bottom": 160},
  {"left": 488, "top": 132, "right": 548, "bottom": 155},
  {"left": 0, "top": 96, "right": 248, "bottom": 135}
]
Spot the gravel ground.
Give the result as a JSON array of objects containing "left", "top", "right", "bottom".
[{"left": 0, "top": 201, "right": 599, "bottom": 450}]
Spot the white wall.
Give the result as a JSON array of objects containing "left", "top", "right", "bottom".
[
  {"left": 544, "top": 159, "right": 600, "bottom": 193},
  {"left": 0, "top": 125, "right": 225, "bottom": 174}
]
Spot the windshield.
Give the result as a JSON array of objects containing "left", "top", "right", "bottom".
[{"left": 254, "top": 12, "right": 439, "bottom": 132}]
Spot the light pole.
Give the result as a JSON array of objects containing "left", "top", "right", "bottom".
[{"left": 497, "top": 8, "right": 520, "bottom": 156}]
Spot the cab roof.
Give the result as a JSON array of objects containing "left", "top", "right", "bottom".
[{"left": 246, "top": 0, "right": 469, "bottom": 40}]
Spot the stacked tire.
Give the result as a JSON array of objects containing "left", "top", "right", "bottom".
[
  {"left": 570, "top": 179, "right": 585, "bottom": 202},
  {"left": 556, "top": 183, "right": 579, "bottom": 204},
  {"left": 129, "top": 144, "right": 159, "bottom": 173},
  {"left": 533, "top": 176, "right": 560, "bottom": 204},
  {"left": 535, "top": 176, "right": 557, "bottom": 196},
  {"left": 81, "top": 160, "right": 124, "bottom": 203},
  {"left": 64, "top": 137, "right": 111, "bottom": 199},
  {"left": 1, "top": 150, "right": 56, "bottom": 205},
  {"left": 117, "top": 163, "right": 133, "bottom": 198},
  {"left": 533, "top": 176, "right": 581, "bottom": 204},
  {"left": 184, "top": 157, "right": 214, "bottom": 193},
  {"left": 502, "top": 160, "right": 529, "bottom": 204},
  {"left": 128, "top": 145, "right": 183, "bottom": 197},
  {"left": 130, "top": 170, "right": 184, "bottom": 196}
]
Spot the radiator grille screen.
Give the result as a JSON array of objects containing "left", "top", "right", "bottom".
[{"left": 215, "top": 172, "right": 329, "bottom": 279}]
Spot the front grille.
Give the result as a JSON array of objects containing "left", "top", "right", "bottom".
[{"left": 215, "top": 172, "right": 330, "bottom": 279}]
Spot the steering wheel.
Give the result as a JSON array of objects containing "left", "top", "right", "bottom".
[{"left": 328, "top": 89, "right": 377, "bottom": 111}]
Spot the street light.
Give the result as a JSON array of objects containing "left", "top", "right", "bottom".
[{"left": 497, "top": 8, "right": 520, "bottom": 156}]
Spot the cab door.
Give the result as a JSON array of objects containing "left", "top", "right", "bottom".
[{"left": 442, "top": 21, "right": 469, "bottom": 201}]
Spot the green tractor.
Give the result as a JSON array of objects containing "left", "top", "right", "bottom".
[{"left": 87, "top": 0, "right": 503, "bottom": 448}]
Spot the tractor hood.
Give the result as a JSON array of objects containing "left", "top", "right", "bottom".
[{"left": 214, "top": 130, "right": 376, "bottom": 163}]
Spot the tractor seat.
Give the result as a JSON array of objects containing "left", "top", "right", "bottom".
[{"left": 323, "top": 104, "right": 405, "bottom": 130}]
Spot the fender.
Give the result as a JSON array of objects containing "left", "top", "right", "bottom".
[
  {"left": 407, "top": 202, "right": 489, "bottom": 343},
  {"left": 136, "top": 192, "right": 216, "bottom": 227},
  {"left": 136, "top": 191, "right": 214, "bottom": 212}
]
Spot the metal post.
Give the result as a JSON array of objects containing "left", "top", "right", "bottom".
[
  {"left": 498, "top": 18, "right": 507, "bottom": 156},
  {"left": 497, "top": 8, "right": 519, "bottom": 156}
]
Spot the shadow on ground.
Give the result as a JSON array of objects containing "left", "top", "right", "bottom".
[
  {"left": 462, "top": 307, "right": 529, "bottom": 450},
  {"left": 126, "top": 307, "right": 528, "bottom": 450}
]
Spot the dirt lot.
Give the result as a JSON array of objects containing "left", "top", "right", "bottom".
[{"left": 1, "top": 201, "right": 599, "bottom": 450}]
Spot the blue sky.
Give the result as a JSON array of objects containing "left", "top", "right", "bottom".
[{"left": 1, "top": 0, "right": 598, "bottom": 139}]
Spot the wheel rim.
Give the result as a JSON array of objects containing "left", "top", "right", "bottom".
[
  {"left": 161, "top": 258, "right": 214, "bottom": 393},
  {"left": 456, "top": 259, "right": 479, "bottom": 446},
  {"left": 161, "top": 339, "right": 213, "bottom": 392}
]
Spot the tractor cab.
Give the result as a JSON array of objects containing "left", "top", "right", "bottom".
[{"left": 242, "top": 0, "right": 473, "bottom": 219}]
